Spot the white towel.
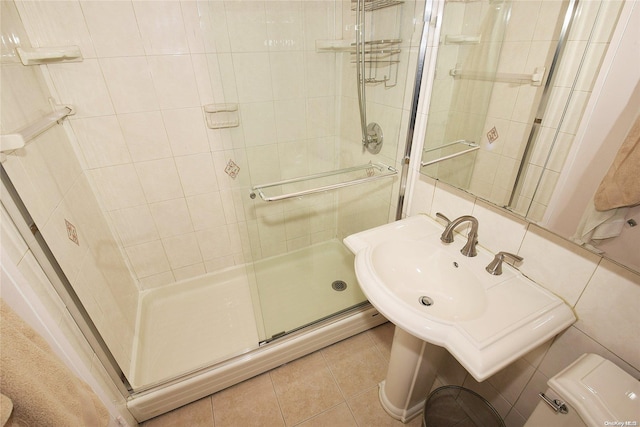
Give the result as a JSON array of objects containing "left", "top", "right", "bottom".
[{"left": 572, "top": 201, "right": 629, "bottom": 252}]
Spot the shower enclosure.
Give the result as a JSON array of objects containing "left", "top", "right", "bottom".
[{"left": 0, "top": 0, "right": 424, "bottom": 415}]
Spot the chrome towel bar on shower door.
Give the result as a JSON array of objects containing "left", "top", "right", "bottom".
[{"left": 250, "top": 162, "right": 397, "bottom": 202}]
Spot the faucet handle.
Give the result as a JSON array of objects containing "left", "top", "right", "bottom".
[{"left": 485, "top": 251, "right": 523, "bottom": 276}]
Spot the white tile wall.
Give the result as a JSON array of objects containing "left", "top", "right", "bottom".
[
  {"left": 1, "top": 0, "right": 140, "bottom": 381},
  {"left": 409, "top": 177, "right": 640, "bottom": 426},
  {"left": 15, "top": 0, "right": 417, "bottom": 287}
]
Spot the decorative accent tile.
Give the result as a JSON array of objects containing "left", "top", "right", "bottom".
[
  {"left": 487, "top": 126, "right": 499, "bottom": 143},
  {"left": 365, "top": 167, "right": 375, "bottom": 177},
  {"left": 225, "top": 159, "right": 240, "bottom": 179},
  {"left": 65, "top": 219, "right": 79, "bottom": 246}
]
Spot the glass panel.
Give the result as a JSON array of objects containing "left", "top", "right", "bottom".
[
  {"left": 1, "top": 0, "right": 423, "bottom": 391},
  {"left": 421, "top": 0, "right": 511, "bottom": 190}
]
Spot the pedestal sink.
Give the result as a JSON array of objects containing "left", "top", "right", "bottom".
[{"left": 344, "top": 215, "right": 576, "bottom": 422}]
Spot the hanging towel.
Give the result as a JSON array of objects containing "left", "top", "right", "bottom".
[
  {"left": 594, "top": 114, "right": 640, "bottom": 211},
  {"left": 573, "top": 201, "right": 629, "bottom": 252},
  {"left": 0, "top": 300, "right": 110, "bottom": 427}
]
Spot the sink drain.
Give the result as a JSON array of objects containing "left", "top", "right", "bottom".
[
  {"left": 419, "top": 296, "right": 434, "bottom": 306},
  {"left": 332, "top": 280, "right": 347, "bottom": 292}
]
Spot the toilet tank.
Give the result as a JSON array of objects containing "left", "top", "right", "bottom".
[{"left": 525, "top": 353, "right": 639, "bottom": 427}]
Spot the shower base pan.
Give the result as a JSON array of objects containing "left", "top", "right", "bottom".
[{"left": 127, "top": 240, "right": 385, "bottom": 421}]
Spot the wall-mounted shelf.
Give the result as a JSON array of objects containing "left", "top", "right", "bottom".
[
  {"left": 0, "top": 105, "right": 74, "bottom": 154},
  {"left": 250, "top": 162, "right": 397, "bottom": 202},
  {"left": 421, "top": 140, "right": 479, "bottom": 167},
  {"left": 15, "top": 46, "right": 82, "bottom": 66},
  {"left": 449, "top": 66, "right": 546, "bottom": 86},
  {"left": 203, "top": 104, "right": 239, "bottom": 129}
]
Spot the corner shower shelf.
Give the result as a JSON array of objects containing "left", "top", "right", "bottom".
[
  {"left": 421, "top": 140, "right": 480, "bottom": 167},
  {"left": 449, "top": 66, "right": 546, "bottom": 86},
  {"left": 250, "top": 162, "right": 397, "bottom": 202},
  {"left": 0, "top": 105, "right": 74, "bottom": 154}
]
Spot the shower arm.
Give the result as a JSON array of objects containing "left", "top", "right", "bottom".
[{"left": 356, "top": 0, "right": 383, "bottom": 154}]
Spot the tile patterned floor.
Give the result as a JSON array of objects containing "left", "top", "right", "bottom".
[{"left": 142, "top": 322, "right": 424, "bottom": 427}]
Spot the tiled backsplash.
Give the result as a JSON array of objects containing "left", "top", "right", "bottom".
[{"left": 410, "top": 175, "right": 640, "bottom": 426}]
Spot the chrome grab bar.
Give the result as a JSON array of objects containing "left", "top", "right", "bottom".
[
  {"left": 250, "top": 162, "right": 397, "bottom": 202},
  {"left": 421, "top": 140, "right": 479, "bottom": 167}
]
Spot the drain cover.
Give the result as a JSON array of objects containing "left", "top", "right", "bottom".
[{"left": 332, "top": 280, "right": 347, "bottom": 291}]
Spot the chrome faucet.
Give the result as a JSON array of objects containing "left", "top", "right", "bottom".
[{"left": 436, "top": 213, "right": 479, "bottom": 257}]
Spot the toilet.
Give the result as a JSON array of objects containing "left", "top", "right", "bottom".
[{"left": 525, "top": 353, "right": 639, "bottom": 427}]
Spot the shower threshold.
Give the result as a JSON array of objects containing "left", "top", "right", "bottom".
[{"left": 127, "top": 303, "right": 386, "bottom": 421}]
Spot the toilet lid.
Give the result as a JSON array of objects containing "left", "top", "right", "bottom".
[{"left": 548, "top": 353, "right": 640, "bottom": 427}]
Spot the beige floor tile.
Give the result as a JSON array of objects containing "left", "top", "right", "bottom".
[
  {"left": 347, "top": 387, "right": 423, "bottom": 427},
  {"left": 322, "top": 332, "right": 388, "bottom": 398},
  {"left": 367, "top": 322, "right": 395, "bottom": 361},
  {"left": 142, "top": 397, "right": 214, "bottom": 427},
  {"left": 270, "top": 351, "right": 344, "bottom": 426},
  {"left": 294, "top": 403, "right": 358, "bottom": 427},
  {"left": 211, "top": 373, "right": 285, "bottom": 427}
]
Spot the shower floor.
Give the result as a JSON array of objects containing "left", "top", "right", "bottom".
[
  {"left": 131, "top": 267, "right": 260, "bottom": 388},
  {"left": 254, "top": 239, "right": 366, "bottom": 339},
  {"left": 130, "top": 240, "right": 366, "bottom": 388}
]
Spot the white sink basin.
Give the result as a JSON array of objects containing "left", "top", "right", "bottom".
[
  {"left": 345, "top": 215, "right": 576, "bottom": 381},
  {"left": 372, "top": 239, "right": 487, "bottom": 322}
]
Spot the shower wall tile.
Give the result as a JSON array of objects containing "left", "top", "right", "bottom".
[
  {"left": 126, "top": 240, "right": 171, "bottom": 279},
  {"left": 135, "top": 158, "right": 184, "bottom": 203},
  {"left": 80, "top": 1, "right": 144, "bottom": 58},
  {"left": 132, "top": 1, "right": 189, "bottom": 55},
  {"left": 505, "top": 2, "right": 541, "bottom": 42},
  {"left": 118, "top": 111, "right": 173, "bottom": 162},
  {"left": 162, "top": 108, "right": 210, "bottom": 156},
  {"left": 13, "top": 0, "right": 347, "bottom": 288},
  {"left": 265, "top": 1, "right": 304, "bottom": 52},
  {"left": 71, "top": 116, "right": 132, "bottom": 169},
  {"left": 100, "top": 56, "right": 159, "bottom": 114},
  {"left": 270, "top": 51, "right": 305, "bottom": 100},
  {"left": 173, "top": 263, "right": 207, "bottom": 282},
  {"left": 196, "top": 226, "right": 234, "bottom": 261},
  {"left": 162, "top": 233, "right": 203, "bottom": 270},
  {"left": 149, "top": 198, "right": 194, "bottom": 238},
  {"left": 186, "top": 192, "right": 228, "bottom": 231},
  {"left": 110, "top": 205, "right": 159, "bottom": 248},
  {"left": 175, "top": 154, "right": 219, "bottom": 196},
  {"left": 90, "top": 164, "right": 147, "bottom": 211},
  {"left": 139, "top": 271, "right": 176, "bottom": 290},
  {"left": 191, "top": 54, "right": 216, "bottom": 106},
  {"left": 47, "top": 60, "right": 115, "bottom": 118},
  {"left": 224, "top": 1, "right": 268, "bottom": 53},
  {"left": 148, "top": 55, "right": 201, "bottom": 110},
  {"left": 232, "top": 53, "right": 273, "bottom": 103},
  {"left": 241, "top": 102, "right": 278, "bottom": 148},
  {"left": 16, "top": 1, "right": 96, "bottom": 58}
]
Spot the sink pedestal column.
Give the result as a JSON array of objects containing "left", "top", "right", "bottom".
[{"left": 379, "top": 327, "right": 446, "bottom": 423}]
